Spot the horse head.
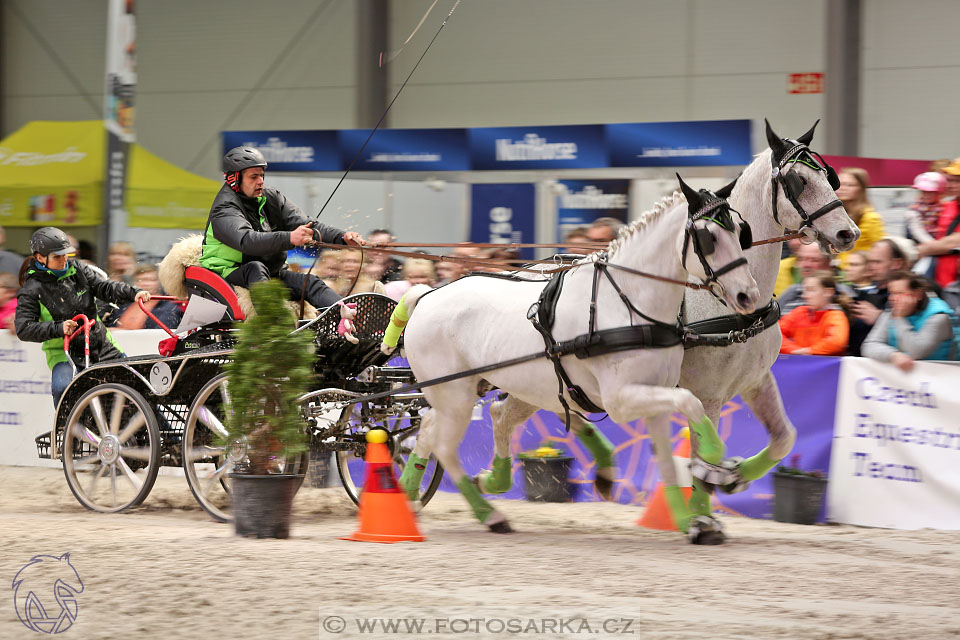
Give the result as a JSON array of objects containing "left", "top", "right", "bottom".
[
  {"left": 764, "top": 119, "right": 860, "bottom": 254},
  {"left": 678, "top": 174, "right": 760, "bottom": 315}
]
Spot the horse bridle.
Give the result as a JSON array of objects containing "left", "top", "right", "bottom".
[
  {"left": 770, "top": 140, "right": 843, "bottom": 245},
  {"left": 680, "top": 195, "right": 752, "bottom": 300}
]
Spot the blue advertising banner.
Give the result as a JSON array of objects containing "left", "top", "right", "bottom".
[
  {"left": 468, "top": 125, "right": 607, "bottom": 170},
  {"left": 338, "top": 128, "right": 470, "bottom": 172},
  {"left": 556, "top": 179, "right": 629, "bottom": 243},
  {"left": 607, "top": 119, "right": 752, "bottom": 167},
  {"left": 430, "top": 354, "right": 839, "bottom": 521},
  {"left": 221, "top": 130, "right": 339, "bottom": 172},
  {"left": 224, "top": 119, "right": 752, "bottom": 172},
  {"left": 469, "top": 184, "right": 537, "bottom": 260}
]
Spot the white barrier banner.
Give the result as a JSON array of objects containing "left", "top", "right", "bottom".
[
  {"left": 0, "top": 329, "right": 168, "bottom": 467},
  {"left": 828, "top": 357, "right": 960, "bottom": 530}
]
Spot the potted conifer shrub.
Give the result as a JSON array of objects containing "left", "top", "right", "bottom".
[{"left": 223, "top": 279, "right": 314, "bottom": 538}]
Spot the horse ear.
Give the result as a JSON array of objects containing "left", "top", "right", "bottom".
[
  {"left": 796, "top": 119, "right": 820, "bottom": 146},
  {"left": 764, "top": 119, "right": 787, "bottom": 159},
  {"left": 677, "top": 173, "right": 701, "bottom": 210},
  {"left": 714, "top": 175, "right": 739, "bottom": 199}
]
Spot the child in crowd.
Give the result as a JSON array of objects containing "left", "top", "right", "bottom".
[
  {"left": 779, "top": 271, "right": 851, "bottom": 356},
  {"left": 842, "top": 251, "right": 874, "bottom": 293}
]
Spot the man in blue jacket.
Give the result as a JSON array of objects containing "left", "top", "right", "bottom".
[
  {"left": 862, "top": 270, "right": 959, "bottom": 371},
  {"left": 201, "top": 146, "right": 364, "bottom": 308}
]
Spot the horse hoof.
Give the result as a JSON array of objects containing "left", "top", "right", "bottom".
[
  {"left": 686, "top": 515, "right": 726, "bottom": 545},
  {"left": 691, "top": 529, "right": 726, "bottom": 545},
  {"left": 595, "top": 476, "right": 614, "bottom": 501},
  {"left": 488, "top": 520, "right": 514, "bottom": 534}
]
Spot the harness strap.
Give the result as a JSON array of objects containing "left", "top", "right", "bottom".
[
  {"left": 553, "top": 324, "right": 682, "bottom": 359},
  {"left": 528, "top": 272, "right": 605, "bottom": 425},
  {"left": 682, "top": 299, "right": 781, "bottom": 348},
  {"left": 709, "top": 256, "right": 748, "bottom": 279},
  {"left": 805, "top": 198, "right": 844, "bottom": 223}
]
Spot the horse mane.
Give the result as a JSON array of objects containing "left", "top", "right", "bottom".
[{"left": 603, "top": 190, "right": 686, "bottom": 259}]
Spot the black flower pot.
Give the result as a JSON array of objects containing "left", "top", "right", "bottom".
[
  {"left": 772, "top": 471, "right": 827, "bottom": 525},
  {"left": 229, "top": 473, "right": 304, "bottom": 538},
  {"left": 521, "top": 456, "right": 574, "bottom": 502}
]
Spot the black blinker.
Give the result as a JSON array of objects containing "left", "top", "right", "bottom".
[
  {"left": 739, "top": 222, "right": 753, "bottom": 250},
  {"left": 784, "top": 171, "right": 805, "bottom": 199},
  {"left": 695, "top": 228, "right": 715, "bottom": 256},
  {"left": 826, "top": 166, "right": 840, "bottom": 190}
]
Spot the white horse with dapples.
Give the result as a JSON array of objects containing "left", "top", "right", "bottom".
[
  {"left": 481, "top": 120, "right": 860, "bottom": 543},
  {"left": 388, "top": 176, "right": 760, "bottom": 543}
]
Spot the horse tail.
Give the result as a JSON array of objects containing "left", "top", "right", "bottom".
[{"left": 381, "top": 284, "right": 432, "bottom": 353}]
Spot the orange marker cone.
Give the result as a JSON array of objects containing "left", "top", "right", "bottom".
[
  {"left": 342, "top": 430, "right": 426, "bottom": 543},
  {"left": 637, "top": 427, "right": 693, "bottom": 531}
]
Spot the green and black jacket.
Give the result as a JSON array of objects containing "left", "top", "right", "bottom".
[
  {"left": 15, "top": 261, "right": 141, "bottom": 369},
  {"left": 201, "top": 184, "right": 346, "bottom": 278}
]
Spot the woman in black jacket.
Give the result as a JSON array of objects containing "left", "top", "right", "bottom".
[{"left": 14, "top": 227, "right": 148, "bottom": 407}]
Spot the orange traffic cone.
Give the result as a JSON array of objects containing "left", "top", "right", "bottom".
[
  {"left": 637, "top": 427, "right": 693, "bottom": 530},
  {"left": 342, "top": 430, "right": 426, "bottom": 543}
]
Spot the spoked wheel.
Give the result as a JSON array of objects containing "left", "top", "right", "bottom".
[
  {"left": 335, "top": 407, "right": 443, "bottom": 507},
  {"left": 184, "top": 374, "right": 308, "bottom": 522},
  {"left": 61, "top": 383, "right": 161, "bottom": 513}
]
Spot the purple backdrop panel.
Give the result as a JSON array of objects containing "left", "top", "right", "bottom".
[{"left": 439, "top": 355, "right": 840, "bottom": 520}]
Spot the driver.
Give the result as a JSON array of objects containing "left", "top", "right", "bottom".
[{"left": 201, "top": 146, "right": 364, "bottom": 309}]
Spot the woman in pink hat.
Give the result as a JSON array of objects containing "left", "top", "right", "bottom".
[{"left": 906, "top": 172, "right": 947, "bottom": 278}]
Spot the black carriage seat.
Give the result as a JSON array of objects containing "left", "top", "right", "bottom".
[{"left": 183, "top": 266, "right": 246, "bottom": 322}]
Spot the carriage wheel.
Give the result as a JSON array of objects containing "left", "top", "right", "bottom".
[
  {"left": 335, "top": 409, "right": 444, "bottom": 507},
  {"left": 61, "top": 383, "right": 160, "bottom": 513},
  {"left": 184, "top": 374, "right": 308, "bottom": 523}
]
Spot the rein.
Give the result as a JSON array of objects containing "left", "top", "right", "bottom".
[
  {"left": 297, "top": 1, "right": 461, "bottom": 319},
  {"left": 307, "top": 241, "right": 739, "bottom": 292}
]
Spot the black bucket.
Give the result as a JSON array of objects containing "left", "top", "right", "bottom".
[
  {"left": 229, "top": 473, "right": 304, "bottom": 538},
  {"left": 772, "top": 472, "right": 827, "bottom": 525},
  {"left": 521, "top": 456, "right": 574, "bottom": 502}
]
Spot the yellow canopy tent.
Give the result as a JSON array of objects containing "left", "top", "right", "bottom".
[{"left": 0, "top": 120, "right": 218, "bottom": 230}]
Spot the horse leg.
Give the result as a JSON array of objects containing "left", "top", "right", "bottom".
[
  {"left": 399, "top": 409, "right": 436, "bottom": 505},
  {"left": 475, "top": 395, "right": 535, "bottom": 494},
  {"left": 429, "top": 401, "right": 513, "bottom": 533},
  {"left": 570, "top": 414, "right": 617, "bottom": 501},
  {"left": 721, "top": 371, "right": 797, "bottom": 493},
  {"left": 603, "top": 384, "right": 725, "bottom": 544},
  {"left": 646, "top": 413, "right": 694, "bottom": 531}
]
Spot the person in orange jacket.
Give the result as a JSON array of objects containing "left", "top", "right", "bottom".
[{"left": 779, "top": 271, "right": 851, "bottom": 355}]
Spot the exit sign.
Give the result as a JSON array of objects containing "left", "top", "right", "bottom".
[{"left": 788, "top": 73, "right": 824, "bottom": 94}]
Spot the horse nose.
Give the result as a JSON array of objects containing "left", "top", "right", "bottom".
[
  {"left": 737, "top": 291, "right": 755, "bottom": 312},
  {"left": 837, "top": 228, "right": 858, "bottom": 248}
]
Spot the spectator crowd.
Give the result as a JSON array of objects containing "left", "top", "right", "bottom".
[
  {"left": 774, "top": 159, "right": 960, "bottom": 370},
  {"left": 4, "top": 157, "right": 960, "bottom": 376}
]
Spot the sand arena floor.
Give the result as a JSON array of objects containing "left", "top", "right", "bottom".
[{"left": 1, "top": 465, "right": 958, "bottom": 640}]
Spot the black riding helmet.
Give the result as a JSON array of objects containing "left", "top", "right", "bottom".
[
  {"left": 223, "top": 146, "right": 268, "bottom": 193},
  {"left": 29, "top": 227, "right": 75, "bottom": 257}
]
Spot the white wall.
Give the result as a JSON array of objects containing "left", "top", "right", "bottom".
[
  {"left": 3, "top": 0, "right": 835, "bottom": 181},
  {"left": 861, "top": 0, "right": 960, "bottom": 159},
  {"left": 3, "top": 0, "right": 959, "bottom": 258},
  {"left": 387, "top": 0, "right": 827, "bottom": 140}
]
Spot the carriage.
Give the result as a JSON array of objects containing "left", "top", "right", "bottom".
[{"left": 35, "top": 275, "right": 444, "bottom": 522}]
